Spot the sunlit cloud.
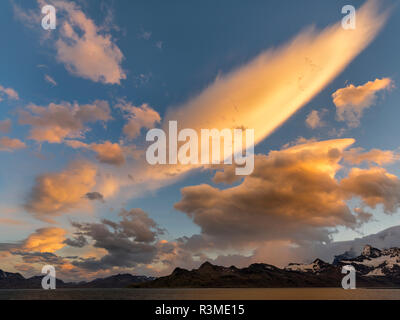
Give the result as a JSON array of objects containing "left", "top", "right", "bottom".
[
  {"left": 19, "top": 100, "right": 112, "bottom": 143},
  {"left": 0, "top": 137, "right": 26, "bottom": 152},
  {"left": 21, "top": 227, "right": 67, "bottom": 253},
  {"left": 25, "top": 161, "right": 98, "bottom": 220},
  {"left": 165, "top": 0, "right": 388, "bottom": 147},
  {"left": 116, "top": 101, "right": 161, "bottom": 140},
  {"left": 333, "top": 77, "right": 393, "bottom": 127}
]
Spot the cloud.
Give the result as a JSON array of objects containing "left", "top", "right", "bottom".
[
  {"left": 175, "top": 139, "right": 360, "bottom": 247},
  {"left": 333, "top": 78, "right": 393, "bottom": 127},
  {"left": 67, "top": 209, "right": 165, "bottom": 271},
  {"left": 90, "top": 142, "right": 125, "bottom": 166},
  {"left": 52, "top": 0, "right": 126, "bottom": 84},
  {"left": 21, "top": 227, "right": 67, "bottom": 253},
  {"left": 341, "top": 167, "right": 400, "bottom": 214},
  {"left": 116, "top": 102, "right": 161, "bottom": 140},
  {"left": 0, "top": 137, "right": 26, "bottom": 152},
  {"left": 288, "top": 225, "right": 400, "bottom": 266},
  {"left": 175, "top": 139, "right": 400, "bottom": 253},
  {"left": 165, "top": 0, "right": 388, "bottom": 149},
  {"left": 0, "top": 218, "right": 25, "bottom": 226},
  {"left": 63, "top": 235, "right": 88, "bottom": 248},
  {"left": 84, "top": 192, "right": 104, "bottom": 202},
  {"left": 0, "top": 119, "right": 11, "bottom": 133},
  {"left": 343, "top": 148, "right": 399, "bottom": 165},
  {"left": 44, "top": 74, "right": 57, "bottom": 86},
  {"left": 0, "top": 85, "right": 19, "bottom": 101},
  {"left": 25, "top": 161, "right": 97, "bottom": 220},
  {"left": 66, "top": 140, "right": 126, "bottom": 166},
  {"left": 138, "top": 29, "right": 152, "bottom": 40},
  {"left": 93, "top": 0, "right": 388, "bottom": 194},
  {"left": 19, "top": 100, "right": 111, "bottom": 143},
  {"left": 305, "top": 110, "right": 325, "bottom": 129}
]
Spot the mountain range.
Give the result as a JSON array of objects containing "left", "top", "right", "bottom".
[
  {"left": 0, "top": 271, "right": 154, "bottom": 289},
  {"left": 2, "top": 244, "right": 400, "bottom": 289},
  {"left": 132, "top": 245, "right": 400, "bottom": 288}
]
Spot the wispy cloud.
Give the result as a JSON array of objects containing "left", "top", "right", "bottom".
[
  {"left": 166, "top": 0, "right": 388, "bottom": 148},
  {"left": 0, "top": 85, "right": 19, "bottom": 101},
  {"left": 0, "top": 119, "right": 12, "bottom": 134},
  {"left": 0, "top": 137, "right": 26, "bottom": 152},
  {"left": 44, "top": 74, "right": 57, "bottom": 86}
]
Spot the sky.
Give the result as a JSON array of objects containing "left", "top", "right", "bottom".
[{"left": 1, "top": 0, "right": 400, "bottom": 281}]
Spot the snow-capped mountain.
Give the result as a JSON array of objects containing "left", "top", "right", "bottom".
[
  {"left": 286, "top": 244, "right": 400, "bottom": 279},
  {"left": 285, "top": 259, "right": 331, "bottom": 273},
  {"left": 338, "top": 245, "right": 400, "bottom": 277}
]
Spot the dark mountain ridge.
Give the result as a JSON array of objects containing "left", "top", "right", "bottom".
[
  {"left": 132, "top": 245, "right": 400, "bottom": 288},
  {"left": 0, "top": 271, "right": 154, "bottom": 289}
]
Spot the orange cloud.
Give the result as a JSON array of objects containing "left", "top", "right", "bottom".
[
  {"left": 343, "top": 148, "right": 399, "bottom": 165},
  {"left": 116, "top": 102, "right": 161, "bottom": 140},
  {"left": 175, "top": 139, "right": 358, "bottom": 247},
  {"left": 165, "top": 0, "right": 387, "bottom": 148},
  {"left": 21, "top": 227, "right": 67, "bottom": 253},
  {"left": 0, "top": 137, "right": 26, "bottom": 152},
  {"left": 53, "top": 0, "right": 126, "bottom": 84},
  {"left": 333, "top": 78, "right": 393, "bottom": 127},
  {"left": 25, "top": 161, "right": 97, "bottom": 219},
  {"left": 341, "top": 167, "right": 400, "bottom": 213},
  {"left": 67, "top": 141, "right": 126, "bottom": 166},
  {"left": 19, "top": 100, "right": 111, "bottom": 143},
  {"left": 175, "top": 138, "right": 400, "bottom": 253}
]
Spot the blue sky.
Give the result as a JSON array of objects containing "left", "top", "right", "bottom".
[{"left": 1, "top": 0, "right": 400, "bottom": 279}]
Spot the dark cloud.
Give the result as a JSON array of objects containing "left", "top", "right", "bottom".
[
  {"left": 63, "top": 235, "right": 88, "bottom": 248},
  {"left": 12, "top": 251, "right": 66, "bottom": 265},
  {"left": 84, "top": 192, "right": 105, "bottom": 202},
  {"left": 67, "top": 209, "right": 165, "bottom": 271}
]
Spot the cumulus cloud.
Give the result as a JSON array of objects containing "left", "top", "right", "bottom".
[
  {"left": 0, "top": 119, "right": 11, "bottom": 133},
  {"left": 14, "top": 0, "right": 125, "bottom": 84},
  {"left": 305, "top": 110, "right": 325, "bottom": 129},
  {"left": 0, "top": 137, "right": 26, "bottom": 152},
  {"left": 19, "top": 100, "right": 111, "bottom": 143},
  {"left": 25, "top": 161, "right": 97, "bottom": 220},
  {"left": 116, "top": 102, "right": 161, "bottom": 140},
  {"left": 0, "top": 85, "right": 19, "bottom": 101},
  {"left": 333, "top": 78, "right": 393, "bottom": 127},
  {"left": 21, "top": 227, "right": 67, "bottom": 253},
  {"left": 50, "top": 0, "right": 126, "bottom": 84},
  {"left": 175, "top": 139, "right": 400, "bottom": 253},
  {"left": 175, "top": 139, "right": 359, "bottom": 247},
  {"left": 88, "top": 142, "right": 125, "bottom": 166},
  {"left": 341, "top": 167, "right": 400, "bottom": 214},
  {"left": 67, "top": 140, "right": 126, "bottom": 166},
  {"left": 67, "top": 209, "right": 165, "bottom": 271}
]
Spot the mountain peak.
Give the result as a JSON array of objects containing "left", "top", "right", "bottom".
[
  {"left": 199, "top": 261, "right": 215, "bottom": 270},
  {"left": 362, "top": 245, "right": 381, "bottom": 258}
]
